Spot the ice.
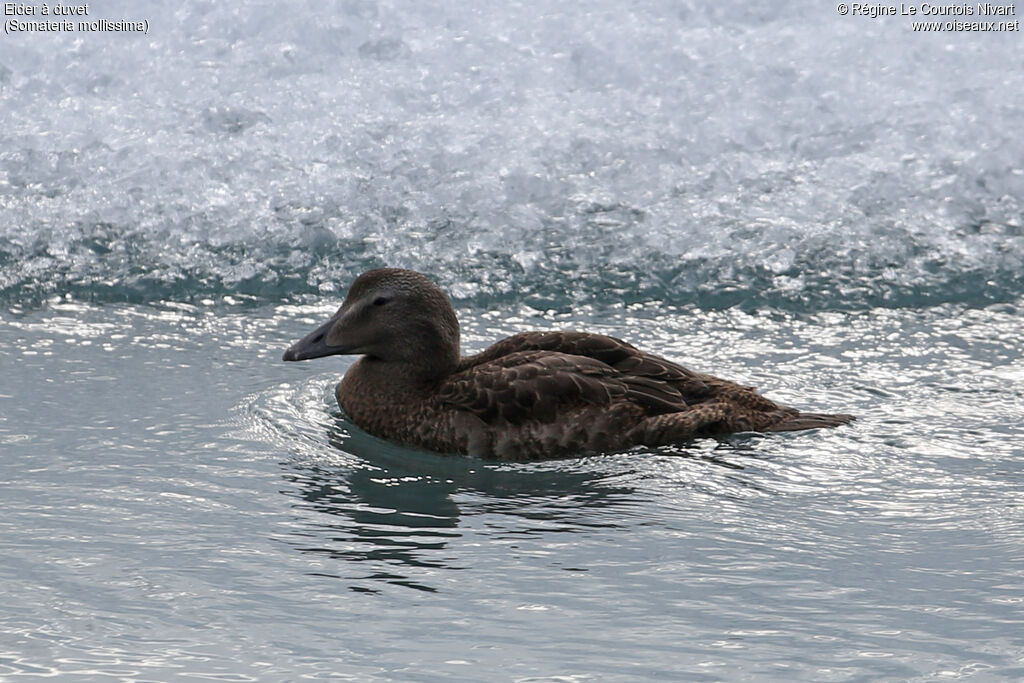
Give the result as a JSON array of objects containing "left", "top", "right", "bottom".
[{"left": 0, "top": 0, "right": 1021, "bottom": 308}]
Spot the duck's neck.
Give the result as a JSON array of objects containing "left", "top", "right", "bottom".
[
  {"left": 387, "top": 317, "right": 461, "bottom": 381},
  {"left": 348, "top": 351, "right": 458, "bottom": 394}
]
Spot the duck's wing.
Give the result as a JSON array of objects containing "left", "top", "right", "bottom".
[
  {"left": 439, "top": 350, "right": 688, "bottom": 425},
  {"left": 460, "top": 331, "right": 713, "bottom": 401},
  {"left": 463, "top": 331, "right": 813, "bottom": 417}
]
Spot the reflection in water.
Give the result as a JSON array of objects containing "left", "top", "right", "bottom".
[
  {"left": 274, "top": 405, "right": 770, "bottom": 593},
  {"left": 283, "top": 461, "right": 461, "bottom": 592},
  {"left": 278, "top": 410, "right": 646, "bottom": 592}
]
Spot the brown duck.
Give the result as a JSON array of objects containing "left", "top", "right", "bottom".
[{"left": 283, "top": 268, "right": 854, "bottom": 460}]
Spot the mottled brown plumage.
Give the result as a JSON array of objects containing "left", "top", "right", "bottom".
[{"left": 283, "top": 268, "right": 854, "bottom": 460}]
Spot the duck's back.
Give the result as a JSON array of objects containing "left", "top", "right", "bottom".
[
  {"left": 437, "top": 346, "right": 668, "bottom": 459},
  {"left": 456, "top": 330, "right": 770, "bottom": 416},
  {"left": 431, "top": 331, "right": 852, "bottom": 459}
]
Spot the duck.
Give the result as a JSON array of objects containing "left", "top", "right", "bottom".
[{"left": 283, "top": 268, "right": 854, "bottom": 460}]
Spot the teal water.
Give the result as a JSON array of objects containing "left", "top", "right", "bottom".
[
  {"left": 2, "top": 299, "right": 1022, "bottom": 680},
  {"left": 3, "top": 0, "right": 1024, "bottom": 680}
]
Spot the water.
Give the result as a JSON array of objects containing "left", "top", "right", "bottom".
[{"left": 2, "top": 1, "right": 1023, "bottom": 680}]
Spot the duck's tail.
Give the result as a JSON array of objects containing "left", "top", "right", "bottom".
[
  {"left": 765, "top": 411, "right": 856, "bottom": 432},
  {"left": 631, "top": 404, "right": 855, "bottom": 445}
]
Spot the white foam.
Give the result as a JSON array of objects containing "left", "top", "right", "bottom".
[{"left": 1, "top": 1, "right": 1021, "bottom": 307}]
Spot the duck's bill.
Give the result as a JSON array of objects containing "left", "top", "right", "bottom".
[{"left": 282, "top": 317, "right": 345, "bottom": 361}]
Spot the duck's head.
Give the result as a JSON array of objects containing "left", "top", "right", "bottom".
[{"left": 282, "top": 268, "right": 461, "bottom": 376}]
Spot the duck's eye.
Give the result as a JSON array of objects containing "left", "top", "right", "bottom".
[{"left": 372, "top": 296, "right": 389, "bottom": 307}]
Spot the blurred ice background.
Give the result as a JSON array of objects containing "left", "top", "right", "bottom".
[{"left": 1, "top": 0, "right": 1021, "bottom": 310}]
